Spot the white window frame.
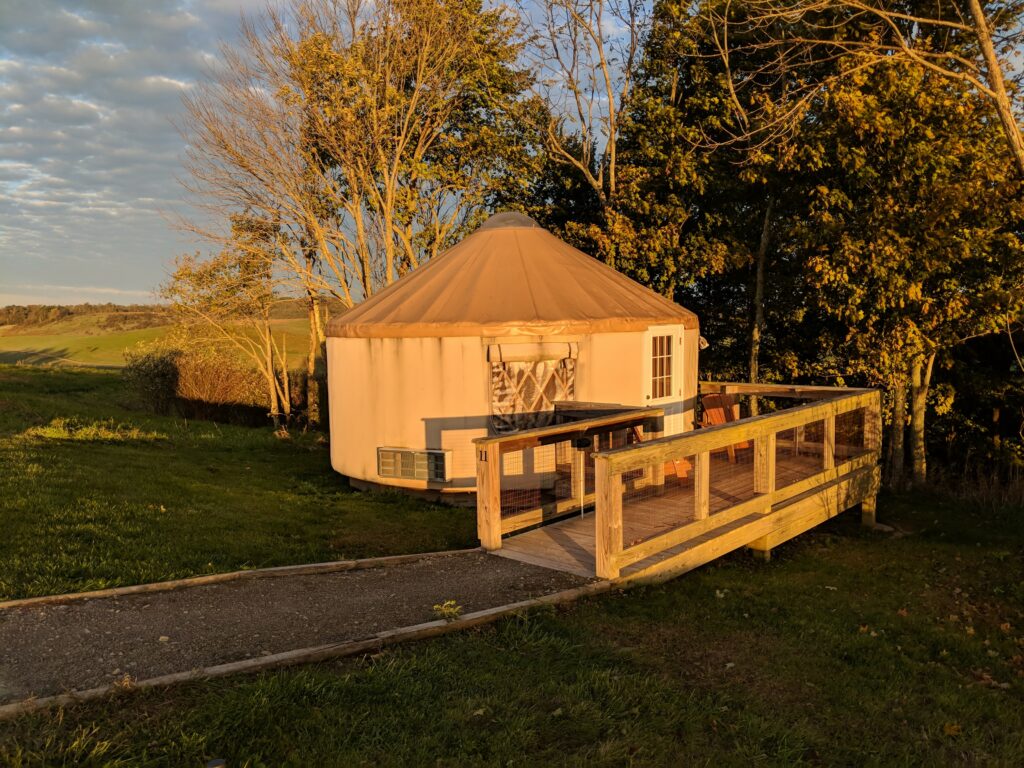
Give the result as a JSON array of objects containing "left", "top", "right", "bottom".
[{"left": 646, "top": 326, "right": 682, "bottom": 403}]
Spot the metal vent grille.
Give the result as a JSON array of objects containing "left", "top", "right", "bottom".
[{"left": 377, "top": 448, "right": 451, "bottom": 483}]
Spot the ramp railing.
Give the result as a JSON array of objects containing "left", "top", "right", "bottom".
[
  {"left": 474, "top": 403, "right": 664, "bottom": 550},
  {"left": 591, "top": 384, "right": 882, "bottom": 578}
]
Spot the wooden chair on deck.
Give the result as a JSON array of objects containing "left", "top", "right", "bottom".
[
  {"left": 700, "top": 393, "right": 751, "bottom": 463},
  {"left": 660, "top": 393, "right": 751, "bottom": 480}
]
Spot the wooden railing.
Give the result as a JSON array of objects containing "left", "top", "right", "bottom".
[
  {"left": 591, "top": 383, "right": 882, "bottom": 579},
  {"left": 474, "top": 404, "right": 664, "bottom": 550}
]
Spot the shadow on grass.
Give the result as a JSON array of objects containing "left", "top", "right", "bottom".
[{"left": 0, "top": 348, "right": 121, "bottom": 369}]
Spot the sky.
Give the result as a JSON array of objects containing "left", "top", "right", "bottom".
[{"left": 0, "top": 1, "right": 264, "bottom": 306}]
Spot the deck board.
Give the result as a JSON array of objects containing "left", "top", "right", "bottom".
[{"left": 493, "top": 452, "right": 830, "bottom": 576}]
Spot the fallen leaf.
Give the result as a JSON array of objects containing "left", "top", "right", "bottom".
[{"left": 943, "top": 723, "right": 962, "bottom": 737}]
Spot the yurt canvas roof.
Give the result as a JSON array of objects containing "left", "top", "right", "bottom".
[{"left": 326, "top": 212, "right": 698, "bottom": 339}]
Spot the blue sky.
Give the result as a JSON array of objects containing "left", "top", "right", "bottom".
[{"left": 0, "top": 1, "right": 264, "bottom": 305}]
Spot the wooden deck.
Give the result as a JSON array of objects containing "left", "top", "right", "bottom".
[
  {"left": 494, "top": 452, "right": 843, "bottom": 578},
  {"left": 478, "top": 383, "right": 882, "bottom": 582}
]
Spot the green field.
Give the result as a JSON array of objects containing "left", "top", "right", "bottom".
[
  {"left": 0, "top": 312, "right": 312, "bottom": 368},
  {"left": 0, "top": 366, "right": 475, "bottom": 600},
  {"left": 1, "top": 366, "right": 1022, "bottom": 765}
]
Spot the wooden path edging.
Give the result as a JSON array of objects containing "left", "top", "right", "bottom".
[
  {"left": 0, "top": 548, "right": 482, "bottom": 612},
  {"left": 0, "top": 579, "right": 613, "bottom": 721}
]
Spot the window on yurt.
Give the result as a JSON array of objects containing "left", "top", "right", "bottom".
[
  {"left": 490, "top": 358, "right": 576, "bottom": 434},
  {"left": 651, "top": 335, "right": 673, "bottom": 399}
]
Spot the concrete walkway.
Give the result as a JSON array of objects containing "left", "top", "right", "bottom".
[{"left": 0, "top": 552, "right": 589, "bottom": 706}]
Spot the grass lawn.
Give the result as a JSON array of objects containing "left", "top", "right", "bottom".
[
  {"left": 0, "top": 365, "right": 476, "bottom": 600},
  {"left": 0, "top": 325, "right": 171, "bottom": 367},
  {"left": 1, "top": 366, "right": 1023, "bottom": 765},
  {"left": 2, "top": 494, "right": 1023, "bottom": 765}
]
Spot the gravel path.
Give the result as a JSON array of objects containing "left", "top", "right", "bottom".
[{"left": 0, "top": 553, "right": 589, "bottom": 704}]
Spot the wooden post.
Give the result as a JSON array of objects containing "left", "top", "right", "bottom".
[
  {"left": 594, "top": 456, "right": 623, "bottom": 579},
  {"left": 754, "top": 432, "right": 776, "bottom": 498},
  {"left": 865, "top": 396, "right": 883, "bottom": 455},
  {"left": 694, "top": 451, "right": 710, "bottom": 520},
  {"left": 823, "top": 414, "right": 835, "bottom": 470},
  {"left": 862, "top": 393, "right": 883, "bottom": 528},
  {"left": 570, "top": 447, "right": 586, "bottom": 508},
  {"left": 476, "top": 443, "right": 502, "bottom": 550},
  {"left": 794, "top": 425, "right": 805, "bottom": 456},
  {"left": 861, "top": 495, "right": 877, "bottom": 529}
]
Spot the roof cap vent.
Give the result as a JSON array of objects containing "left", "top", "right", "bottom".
[{"left": 477, "top": 211, "right": 540, "bottom": 230}]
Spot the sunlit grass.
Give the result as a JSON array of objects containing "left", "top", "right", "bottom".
[
  {"left": 0, "top": 365, "right": 476, "bottom": 600},
  {"left": 2, "top": 494, "right": 1023, "bottom": 765},
  {"left": 21, "top": 416, "right": 166, "bottom": 443},
  {"left": 1, "top": 365, "right": 1021, "bottom": 764}
]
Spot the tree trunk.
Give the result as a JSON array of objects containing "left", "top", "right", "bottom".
[
  {"left": 887, "top": 376, "right": 908, "bottom": 487},
  {"left": 967, "top": 0, "right": 1024, "bottom": 177},
  {"left": 748, "top": 198, "right": 774, "bottom": 417},
  {"left": 263, "top": 327, "right": 280, "bottom": 429},
  {"left": 910, "top": 352, "right": 936, "bottom": 487},
  {"left": 306, "top": 290, "right": 319, "bottom": 426},
  {"left": 279, "top": 336, "right": 291, "bottom": 425}
]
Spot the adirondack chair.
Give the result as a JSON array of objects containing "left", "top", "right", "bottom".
[
  {"left": 661, "top": 393, "right": 751, "bottom": 480},
  {"left": 700, "top": 393, "right": 750, "bottom": 463}
]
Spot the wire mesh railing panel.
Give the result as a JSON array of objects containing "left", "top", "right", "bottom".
[
  {"left": 592, "top": 426, "right": 645, "bottom": 493},
  {"left": 835, "top": 407, "right": 868, "bottom": 461},
  {"left": 707, "top": 441, "right": 757, "bottom": 513},
  {"left": 496, "top": 423, "right": 649, "bottom": 529},
  {"left": 775, "top": 419, "right": 826, "bottom": 489},
  {"left": 499, "top": 443, "right": 554, "bottom": 517},
  {"left": 620, "top": 451, "right": 697, "bottom": 548}
]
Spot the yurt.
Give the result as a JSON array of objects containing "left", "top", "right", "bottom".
[{"left": 326, "top": 212, "right": 700, "bottom": 495}]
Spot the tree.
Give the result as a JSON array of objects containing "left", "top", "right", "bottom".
[
  {"left": 163, "top": 215, "right": 293, "bottom": 429},
  {"left": 180, "top": 0, "right": 534, "bottom": 421},
  {"left": 703, "top": 0, "right": 1024, "bottom": 177},
  {"left": 516, "top": 0, "right": 650, "bottom": 267},
  {"left": 796, "top": 60, "right": 1024, "bottom": 483},
  {"left": 614, "top": 0, "right": 842, "bottom": 391}
]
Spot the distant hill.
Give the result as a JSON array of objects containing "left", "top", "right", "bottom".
[
  {"left": 0, "top": 300, "right": 329, "bottom": 368},
  {"left": 0, "top": 304, "right": 171, "bottom": 335},
  {"left": 0, "top": 297, "right": 347, "bottom": 334}
]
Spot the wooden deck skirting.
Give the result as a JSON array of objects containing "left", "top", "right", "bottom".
[{"left": 481, "top": 383, "right": 883, "bottom": 581}]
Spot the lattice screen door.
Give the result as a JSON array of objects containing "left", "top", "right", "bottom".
[{"left": 490, "top": 359, "right": 576, "bottom": 433}]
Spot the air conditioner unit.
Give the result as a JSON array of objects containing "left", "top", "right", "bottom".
[{"left": 377, "top": 447, "right": 452, "bottom": 483}]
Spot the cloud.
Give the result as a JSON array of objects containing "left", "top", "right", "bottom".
[
  {"left": 1, "top": 282, "right": 156, "bottom": 305},
  {"left": 0, "top": 0, "right": 262, "bottom": 305}
]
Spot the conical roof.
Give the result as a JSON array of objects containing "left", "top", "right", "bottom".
[{"left": 326, "top": 212, "right": 698, "bottom": 339}]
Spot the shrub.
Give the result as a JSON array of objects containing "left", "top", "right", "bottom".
[
  {"left": 123, "top": 349, "right": 180, "bottom": 415},
  {"left": 123, "top": 343, "right": 309, "bottom": 427},
  {"left": 174, "top": 349, "right": 266, "bottom": 408}
]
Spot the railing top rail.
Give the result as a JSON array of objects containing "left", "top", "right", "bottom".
[
  {"left": 593, "top": 388, "right": 879, "bottom": 472},
  {"left": 473, "top": 405, "right": 664, "bottom": 448},
  {"left": 701, "top": 381, "right": 874, "bottom": 399}
]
